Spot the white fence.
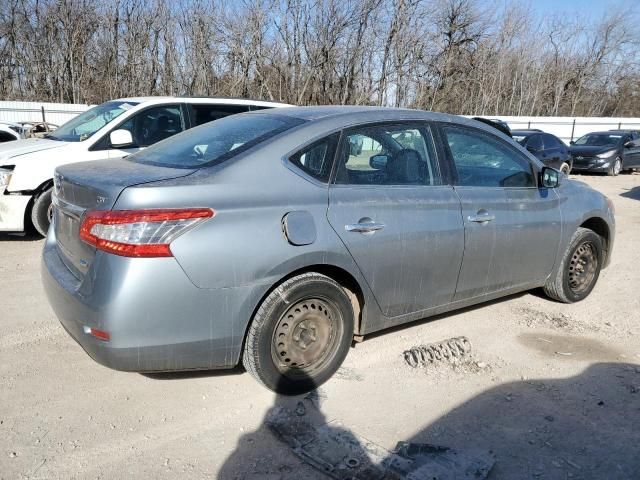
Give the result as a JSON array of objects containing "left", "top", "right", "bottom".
[
  {"left": 0, "top": 101, "right": 91, "bottom": 126},
  {"left": 0, "top": 101, "right": 638, "bottom": 145},
  {"left": 490, "top": 116, "right": 640, "bottom": 144}
]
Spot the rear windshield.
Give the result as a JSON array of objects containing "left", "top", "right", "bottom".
[{"left": 128, "top": 113, "right": 303, "bottom": 169}]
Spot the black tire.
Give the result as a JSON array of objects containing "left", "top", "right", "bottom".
[
  {"left": 30, "top": 187, "right": 53, "bottom": 237},
  {"left": 607, "top": 157, "right": 622, "bottom": 176},
  {"left": 242, "top": 273, "right": 354, "bottom": 394},
  {"left": 543, "top": 227, "right": 603, "bottom": 303}
]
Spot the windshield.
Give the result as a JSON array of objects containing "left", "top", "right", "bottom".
[
  {"left": 128, "top": 113, "right": 304, "bottom": 169},
  {"left": 48, "top": 101, "right": 139, "bottom": 142},
  {"left": 574, "top": 133, "right": 622, "bottom": 147}
]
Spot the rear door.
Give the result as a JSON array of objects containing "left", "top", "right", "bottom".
[
  {"left": 541, "top": 133, "right": 564, "bottom": 170},
  {"left": 440, "top": 124, "right": 562, "bottom": 300},
  {"left": 327, "top": 122, "right": 464, "bottom": 318},
  {"left": 624, "top": 133, "right": 640, "bottom": 168}
]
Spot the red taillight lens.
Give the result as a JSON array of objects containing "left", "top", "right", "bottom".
[
  {"left": 83, "top": 326, "right": 110, "bottom": 341},
  {"left": 80, "top": 208, "right": 214, "bottom": 258}
]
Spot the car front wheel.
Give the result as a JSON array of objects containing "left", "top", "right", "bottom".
[
  {"left": 608, "top": 157, "right": 622, "bottom": 176},
  {"left": 543, "top": 227, "right": 603, "bottom": 303},
  {"left": 30, "top": 187, "right": 53, "bottom": 237},
  {"left": 243, "top": 273, "right": 354, "bottom": 394}
]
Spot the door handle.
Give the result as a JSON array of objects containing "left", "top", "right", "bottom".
[
  {"left": 345, "top": 222, "right": 385, "bottom": 233},
  {"left": 468, "top": 212, "right": 495, "bottom": 223}
]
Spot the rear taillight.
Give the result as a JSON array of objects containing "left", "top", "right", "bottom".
[{"left": 79, "top": 208, "right": 214, "bottom": 257}]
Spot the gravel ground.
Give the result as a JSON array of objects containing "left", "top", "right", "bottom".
[{"left": 1, "top": 173, "right": 639, "bottom": 480}]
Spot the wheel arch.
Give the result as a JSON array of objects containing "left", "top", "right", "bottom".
[
  {"left": 238, "top": 263, "right": 368, "bottom": 366},
  {"left": 580, "top": 216, "right": 611, "bottom": 267},
  {"left": 23, "top": 178, "right": 54, "bottom": 232}
]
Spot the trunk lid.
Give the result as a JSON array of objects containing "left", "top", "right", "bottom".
[{"left": 52, "top": 158, "right": 195, "bottom": 279}]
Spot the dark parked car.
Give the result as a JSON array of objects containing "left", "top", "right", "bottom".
[
  {"left": 472, "top": 117, "right": 512, "bottom": 137},
  {"left": 512, "top": 130, "right": 572, "bottom": 174},
  {"left": 569, "top": 130, "right": 640, "bottom": 176},
  {"left": 43, "top": 107, "right": 615, "bottom": 394}
]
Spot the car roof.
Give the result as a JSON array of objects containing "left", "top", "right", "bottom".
[
  {"left": 584, "top": 131, "right": 630, "bottom": 136},
  {"left": 511, "top": 129, "right": 545, "bottom": 136},
  {"left": 113, "top": 96, "right": 292, "bottom": 108},
  {"left": 256, "top": 105, "right": 461, "bottom": 122}
]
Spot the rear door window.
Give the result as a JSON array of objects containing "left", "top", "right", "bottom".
[
  {"left": 334, "top": 124, "right": 440, "bottom": 186},
  {"left": 0, "top": 130, "right": 16, "bottom": 142},
  {"left": 289, "top": 134, "right": 339, "bottom": 182},
  {"left": 526, "top": 134, "right": 543, "bottom": 151},
  {"left": 542, "top": 133, "right": 561, "bottom": 149},
  {"left": 190, "top": 104, "right": 249, "bottom": 126}
]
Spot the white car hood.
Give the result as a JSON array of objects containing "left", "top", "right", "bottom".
[{"left": 0, "top": 138, "right": 67, "bottom": 164}]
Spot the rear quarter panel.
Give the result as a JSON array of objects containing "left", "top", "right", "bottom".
[{"left": 113, "top": 136, "right": 382, "bottom": 335}]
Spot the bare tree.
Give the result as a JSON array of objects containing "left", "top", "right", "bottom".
[{"left": 0, "top": 0, "right": 638, "bottom": 116}]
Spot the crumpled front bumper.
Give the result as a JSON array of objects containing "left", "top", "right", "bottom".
[{"left": 0, "top": 193, "right": 30, "bottom": 232}]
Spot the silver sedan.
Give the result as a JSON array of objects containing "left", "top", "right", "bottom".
[{"left": 42, "top": 107, "right": 615, "bottom": 393}]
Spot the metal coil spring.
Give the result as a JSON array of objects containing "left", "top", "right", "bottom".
[{"left": 403, "top": 336, "right": 472, "bottom": 368}]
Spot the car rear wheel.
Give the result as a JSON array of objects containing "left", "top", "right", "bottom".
[
  {"left": 242, "top": 273, "right": 354, "bottom": 394},
  {"left": 543, "top": 227, "right": 603, "bottom": 303},
  {"left": 608, "top": 157, "right": 622, "bottom": 176},
  {"left": 30, "top": 187, "right": 53, "bottom": 237}
]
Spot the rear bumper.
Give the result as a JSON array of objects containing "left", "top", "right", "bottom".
[
  {"left": 41, "top": 228, "right": 267, "bottom": 372},
  {"left": 0, "top": 193, "right": 30, "bottom": 232}
]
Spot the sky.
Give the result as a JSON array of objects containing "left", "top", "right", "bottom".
[{"left": 524, "top": 0, "right": 637, "bottom": 18}]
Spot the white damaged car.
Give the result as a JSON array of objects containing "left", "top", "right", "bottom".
[{"left": 0, "top": 97, "right": 291, "bottom": 236}]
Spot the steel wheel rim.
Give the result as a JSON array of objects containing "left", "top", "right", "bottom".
[
  {"left": 47, "top": 203, "right": 54, "bottom": 222},
  {"left": 614, "top": 159, "right": 621, "bottom": 175},
  {"left": 271, "top": 297, "right": 341, "bottom": 377},
  {"left": 568, "top": 241, "right": 597, "bottom": 294}
]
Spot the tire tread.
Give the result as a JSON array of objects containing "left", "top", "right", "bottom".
[
  {"left": 543, "top": 227, "right": 601, "bottom": 303},
  {"left": 242, "top": 272, "right": 350, "bottom": 390}
]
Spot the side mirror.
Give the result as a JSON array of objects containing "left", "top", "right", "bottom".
[
  {"left": 369, "top": 154, "right": 389, "bottom": 170},
  {"left": 569, "top": 140, "right": 575, "bottom": 145},
  {"left": 109, "top": 129, "right": 134, "bottom": 148},
  {"left": 540, "top": 166, "right": 560, "bottom": 188},
  {"left": 526, "top": 145, "right": 538, "bottom": 153},
  {"left": 624, "top": 141, "right": 634, "bottom": 148}
]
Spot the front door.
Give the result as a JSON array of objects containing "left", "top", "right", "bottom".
[
  {"left": 327, "top": 122, "right": 464, "bottom": 318},
  {"left": 107, "top": 104, "right": 186, "bottom": 158},
  {"left": 440, "top": 124, "right": 562, "bottom": 300}
]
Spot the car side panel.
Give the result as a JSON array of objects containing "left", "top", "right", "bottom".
[{"left": 550, "top": 179, "right": 615, "bottom": 271}]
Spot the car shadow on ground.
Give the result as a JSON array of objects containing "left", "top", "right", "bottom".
[
  {"left": 620, "top": 186, "right": 640, "bottom": 201},
  {"left": 141, "top": 365, "right": 246, "bottom": 380},
  {"left": 218, "top": 362, "right": 640, "bottom": 479},
  {"left": 0, "top": 232, "right": 42, "bottom": 242}
]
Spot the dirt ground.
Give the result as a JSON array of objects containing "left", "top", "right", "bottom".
[{"left": 1, "top": 173, "right": 639, "bottom": 480}]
